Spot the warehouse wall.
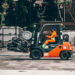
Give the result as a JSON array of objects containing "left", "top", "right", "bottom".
[{"left": 0, "top": 26, "right": 20, "bottom": 47}]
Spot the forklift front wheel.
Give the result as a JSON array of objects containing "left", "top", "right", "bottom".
[
  {"left": 30, "top": 49, "right": 42, "bottom": 60},
  {"left": 60, "top": 51, "right": 70, "bottom": 60}
]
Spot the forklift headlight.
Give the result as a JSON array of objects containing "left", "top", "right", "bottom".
[
  {"left": 32, "top": 41, "right": 34, "bottom": 44},
  {"left": 39, "top": 40, "right": 41, "bottom": 43},
  {"left": 63, "top": 46, "right": 68, "bottom": 49}
]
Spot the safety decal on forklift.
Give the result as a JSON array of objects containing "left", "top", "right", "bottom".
[{"left": 44, "top": 53, "right": 48, "bottom": 56}]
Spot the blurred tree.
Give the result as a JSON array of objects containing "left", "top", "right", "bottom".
[
  {"left": 17, "top": 0, "right": 28, "bottom": 27},
  {"left": 5, "top": 0, "right": 28, "bottom": 26},
  {"left": 0, "top": 0, "right": 5, "bottom": 12},
  {"left": 5, "top": 0, "right": 39, "bottom": 27},
  {"left": 43, "top": 0, "right": 59, "bottom": 21},
  {"left": 5, "top": 0, "right": 17, "bottom": 26},
  {"left": 0, "top": 0, "right": 5, "bottom": 25},
  {"left": 26, "top": 0, "right": 39, "bottom": 27},
  {"left": 0, "top": 13, "right": 2, "bottom": 24}
]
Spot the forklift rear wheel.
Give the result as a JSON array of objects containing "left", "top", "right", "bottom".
[
  {"left": 30, "top": 49, "right": 42, "bottom": 60},
  {"left": 60, "top": 51, "right": 70, "bottom": 60}
]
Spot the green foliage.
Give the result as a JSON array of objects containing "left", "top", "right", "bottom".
[
  {"left": 0, "top": 13, "right": 2, "bottom": 24},
  {"left": 0, "top": 0, "right": 5, "bottom": 12},
  {"left": 5, "top": 0, "right": 39, "bottom": 27},
  {"left": 0, "top": 0, "right": 4, "bottom": 25}
]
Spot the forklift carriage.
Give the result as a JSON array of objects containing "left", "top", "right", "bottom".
[{"left": 30, "top": 23, "right": 73, "bottom": 60}]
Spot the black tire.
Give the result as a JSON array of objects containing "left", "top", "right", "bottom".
[
  {"left": 63, "top": 34, "right": 69, "bottom": 42},
  {"left": 60, "top": 51, "right": 70, "bottom": 60},
  {"left": 30, "top": 49, "right": 42, "bottom": 60}
]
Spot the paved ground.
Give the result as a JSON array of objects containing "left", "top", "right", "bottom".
[
  {"left": 0, "top": 70, "right": 75, "bottom": 75},
  {"left": 0, "top": 48, "right": 75, "bottom": 70}
]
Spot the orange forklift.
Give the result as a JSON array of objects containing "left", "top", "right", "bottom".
[{"left": 30, "top": 23, "right": 73, "bottom": 60}]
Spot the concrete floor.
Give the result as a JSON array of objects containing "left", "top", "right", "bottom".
[
  {"left": 0, "top": 70, "right": 75, "bottom": 75},
  {"left": 0, "top": 48, "right": 75, "bottom": 70}
]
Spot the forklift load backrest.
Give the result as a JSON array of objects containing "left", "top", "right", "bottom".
[{"left": 39, "top": 24, "right": 61, "bottom": 44}]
